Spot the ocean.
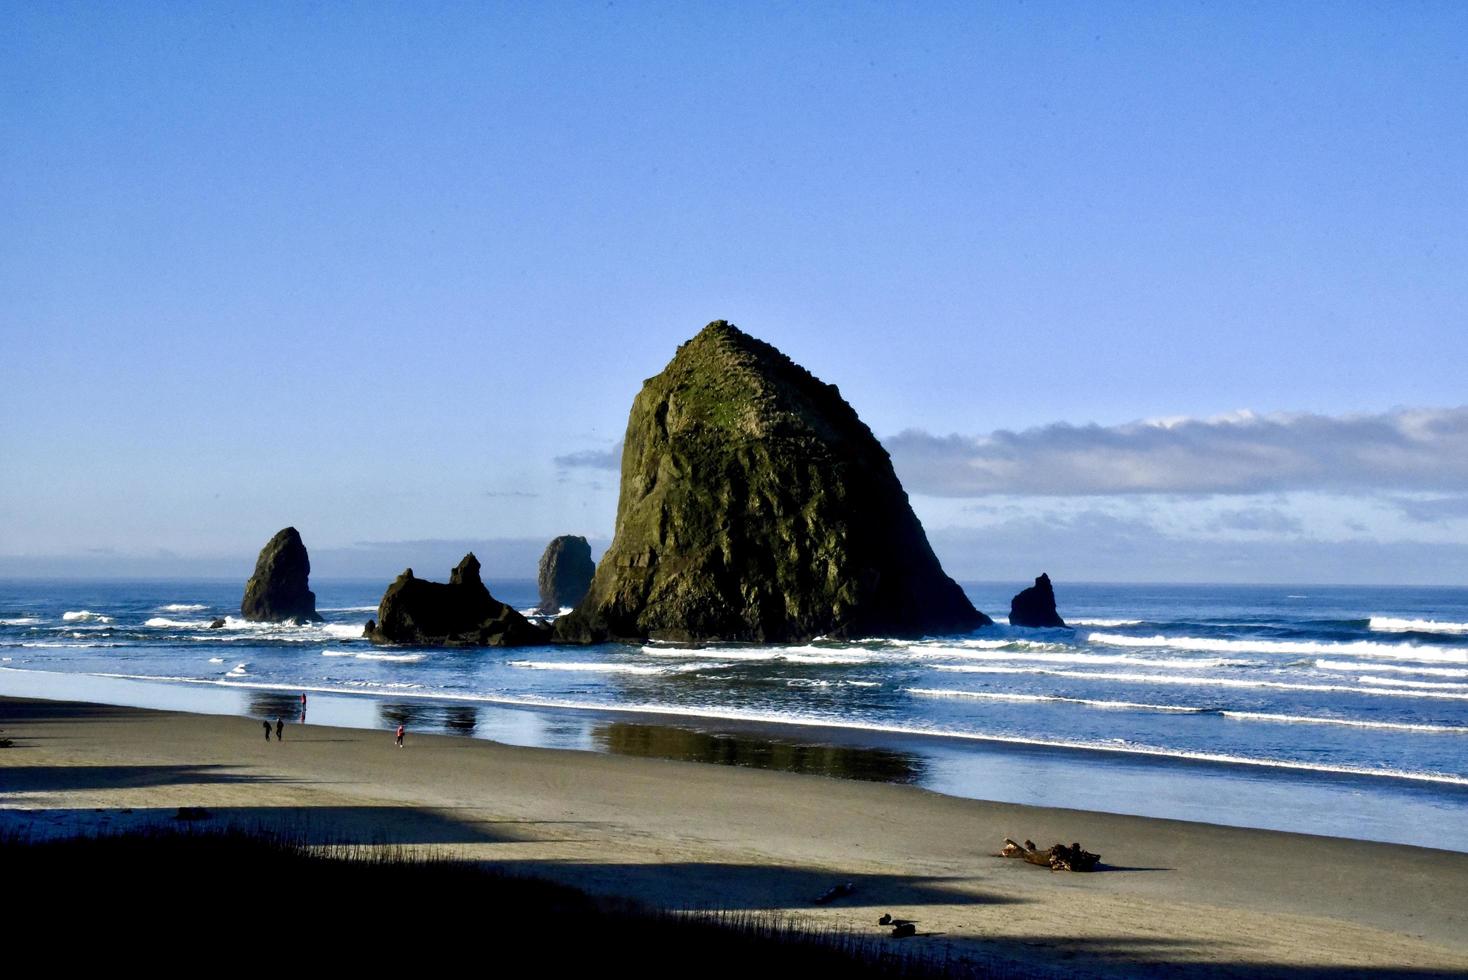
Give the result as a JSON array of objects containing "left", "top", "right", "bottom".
[{"left": 3, "top": 579, "right": 1466, "bottom": 851}]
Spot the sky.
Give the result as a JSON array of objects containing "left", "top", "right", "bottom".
[{"left": 2, "top": 2, "right": 1466, "bottom": 584}]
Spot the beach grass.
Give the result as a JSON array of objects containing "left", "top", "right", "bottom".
[{"left": 1, "top": 824, "right": 976, "bottom": 976}]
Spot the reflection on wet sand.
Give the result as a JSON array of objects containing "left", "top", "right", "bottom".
[
  {"left": 378, "top": 701, "right": 479, "bottom": 736},
  {"left": 593, "top": 722, "right": 925, "bottom": 783},
  {"left": 247, "top": 691, "right": 305, "bottom": 722}
]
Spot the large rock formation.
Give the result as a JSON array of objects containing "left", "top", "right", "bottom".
[
  {"left": 556, "top": 320, "right": 988, "bottom": 643},
  {"left": 1009, "top": 573, "right": 1067, "bottom": 628},
  {"left": 367, "top": 553, "right": 549, "bottom": 647},
  {"left": 537, "top": 535, "right": 596, "bottom": 614},
  {"left": 241, "top": 527, "right": 322, "bottom": 623}
]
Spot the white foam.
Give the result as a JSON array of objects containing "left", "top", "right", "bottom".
[
  {"left": 62, "top": 611, "right": 112, "bottom": 623},
  {"left": 512, "top": 660, "right": 672, "bottom": 675},
  {"left": 1069, "top": 618, "right": 1143, "bottom": 627},
  {"left": 925, "top": 664, "right": 1468, "bottom": 700},
  {"left": 1357, "top": 676, "right": 1468, "bottom": 691},
  {"left": 1315, "top": 660, "right": 1468, "bottom": 679},
  {"left": 908, "top": 687, "right": 1468, "bottom": 734},
  {"left": 908, "top": 688, "right": 1199, "bottom": 713},
  {"left": 208, "top": 657, "right": 224, "bottom": 664},
  {"left": 318, "top": 606, "right": 378, "bottom": 613},
  {"left": 639, "top": 645, "right": 874, "bottom": 665},
  {"left": 921, "top": 646, "right": 1241, "bottom": 670},
  {"left": 354, "top": 651, "right": 426, "bottom": 663},
  {"left": 159, "top": 603, "right": 208, "bottom": 613},
  {"left": 1369, "top": 616, "right": 1468, "bottom": 635},
  {"left": 322, "top": 623, "right": 367, "bottom": 640},
  {"left": 224, "top": 663, "right": 248, "bottom": 677},
  {"left": 0, "top": 617, "right": 41, "bottom": 626},
  {"left": 1088, "top": 631, "right": 1467, "bottom": 664},
  {"left": 145, "top": 617, "right": 207, "bottom": 629},
  {"left": 1218, "top": 711, "right": 1468, "bottom": 734}
]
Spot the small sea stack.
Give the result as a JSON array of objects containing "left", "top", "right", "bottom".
[
  {"left": 1009, "top": 573, "right": 1067, "bottom": 628},
  {"left": 536, "top": 535, "right": 596, "bottom": 614},
  {"left": 241, "top": 527, "right": 322, "bottom": 624},
  {"left": 367, "top": 553, "right": 549, "bottom": 647},
  {"left": 555, "top": 320, "right": 988, "bottom": 644}
]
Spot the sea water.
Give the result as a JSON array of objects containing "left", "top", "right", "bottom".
[{"left": 2, "top": 580, "right": 1465, "bottom": 850}]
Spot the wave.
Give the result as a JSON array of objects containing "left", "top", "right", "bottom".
[
  {"left": 99, "top": 671, "right": 1467, "bottom": 787},
  {"left": 62, "top": 611, "right": 112, "bottom": 623},
  {"left": 921, "top": 646, "right": 1242, "bottom": 670},
  {"left": 1315, "top": 660, "right": 1468, "bottom": 679},
  {"left": 1357, "top": 676, "right": 1468, "bottom": 691},
  {"left": 640, "top": 645, "right": 875, "bottom": 665},
  {"left": 319, "top": 606, "right": 378, "bottom": 613},
  {"left": 908, "top": 687, "right": 1468, "bottom": 734},
  {"left": 1088, "top": 631, "right": 1467, "bottom": 664},
  {"left": 321, "top": 649, "right": 425, "bottom": 663},
  {"left": 0, "top": 617, "right": 41, "bottom": 626},
  {"left": 512, "top": 660, "right": 667, "bottom": 675},
  {"left": 224, "top": 663, "right": 248, "bottom": 677},
  {"left": 907, "top": 688, "right": 1199, "bottom": 713},
  {"left": 208, "top": 657, "right": 224, "bottom": 664},
  {"left": 159, "top": 603, "right": 208, "bottom": 613},
  {"left": 1069, "top": 618, "right": 1143, "bottom": 627},
  {"left": 1369, "top": 616, "right": 1468, "bottom": 635},
  {"left": 145, "top": 617, "right": 208, "bottom": 629},
  {"left": 321, "top": 623, "right": 367, "bottom": 640},
  {"left": 925, "top": 664, "right": 1468, "bottom": 700}
]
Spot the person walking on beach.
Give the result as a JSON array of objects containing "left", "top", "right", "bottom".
[
  {"left": 395, "top": 723, "right": 405, "bottom": 748},
  {"left": 275, "top": 717, "right": 284, "bottom": 741},
  {"left": 263, "top": 719, "right": 272, "bottom": 741}
]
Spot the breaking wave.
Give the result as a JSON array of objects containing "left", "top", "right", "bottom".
[
  {"left": 1088, "top": 631, "right": 1466, "bottom": 664},
  {"left": 1369, "top": 616, "right": 1468, "bottom": 635}
]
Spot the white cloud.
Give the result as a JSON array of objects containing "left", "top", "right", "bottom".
[{"left": 888, "top": 406, "right": 1468, "bottom": 497}]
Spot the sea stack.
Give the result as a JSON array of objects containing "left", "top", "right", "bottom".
[
  {"left": 556, "top": 320, "right": 988, "bottom": 643},
  {"left": 537, "top": 535, "right": 596, "bottom": 614},
  {"left": 367, "top": 553, "right": 549, "bottom": 647},
  {"left": 1009, "top": 573, "right": 1067, "bottom": 628},
  {"left": 241, "top": 527, "right": 322, "bottom": 623}
]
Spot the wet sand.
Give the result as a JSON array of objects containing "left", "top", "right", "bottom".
[{"left": 2, "top": 695, "right": 1465, "bottom": 977}]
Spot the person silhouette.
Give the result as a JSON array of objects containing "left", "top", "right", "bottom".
[
  {"left": 263, "top": 719, "right": 272, "bottom": 741},
  {"left": 275, "top": 717, "right": 284, "bottom": 741}
]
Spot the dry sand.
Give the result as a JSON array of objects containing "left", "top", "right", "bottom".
[{"left": 2, "top": 695, "right": 1465, "bottom": 977}]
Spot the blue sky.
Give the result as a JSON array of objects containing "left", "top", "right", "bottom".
[{"left": 3, "top": 2, "right": 1466, "bottom": 583}]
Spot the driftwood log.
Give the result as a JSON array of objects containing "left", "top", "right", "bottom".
[{"left": 1001, "top": 837, "right": 1100, "bottom": 872}]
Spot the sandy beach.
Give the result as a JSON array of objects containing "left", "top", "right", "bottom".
[{"left": 2, "top": 694, "right": 1465, "bottom": 977}]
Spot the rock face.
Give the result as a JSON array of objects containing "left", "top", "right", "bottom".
[
  {"left": 556, "top": 320, "right": 988, "bottom": 643},
  {"left": 241, "top": 527, "right": 322, "bottom": 623},
  {"left": 368, "top": 553, "right": 549, "bottom": 647},
  {"left": 1009, "top": 573, "right": 1066, "bottom": 628},
  {"left": 537, "top": 535, "right": 596, "bottom": 614}
]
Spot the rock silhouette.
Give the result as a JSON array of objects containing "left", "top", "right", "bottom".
[
  {"left": 1009, "top": 573, "right": 1066, "bottom": 628},
  {"left": 556, "top": 320, "right": 988, "bottom": 643},
  {"left": 537, "top": 535, "right": 596, "bottom": 614},
  {"left": 240, "top": 527, "right": 322, "bottom": 623},
  {"left": 368, "top": 553, "right": 549, "bottom": 647}
]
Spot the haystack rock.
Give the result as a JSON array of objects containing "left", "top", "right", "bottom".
[
  {"left": 241, "top": 527, "right": 322, "bottom": 623},
  {"left": 537, "top": 535, "right": 596, "bottom": 614},
  {"left": 1009, "top": 573, "right": 1067, "bottom": 628},
  {"left": 367, "top": 553, "right": 549, "bottom": 647},
  {"left": 555, "top": 320, "right": 989, "bottom": 643}
]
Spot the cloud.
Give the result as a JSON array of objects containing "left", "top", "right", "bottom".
[
  {"left": 1391, "top": 494, "right": 1468, "bottom": 523},
  {"left": 554, "top": 442, "right": 623, "bottom": 470},
  {"left": 1205, "top": 507, "right": 1303, "bottom": 534},
  {"left": 888, "top": 406, "right": 1468, "bottom": 497}
]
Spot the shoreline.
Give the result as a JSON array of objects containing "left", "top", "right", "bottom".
[
  {"left": 4, "top": 692, "right": 1468, "bottom": 976},
  {"left": 3, "top": 665, "right": 1467, "bottom": 853}
]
